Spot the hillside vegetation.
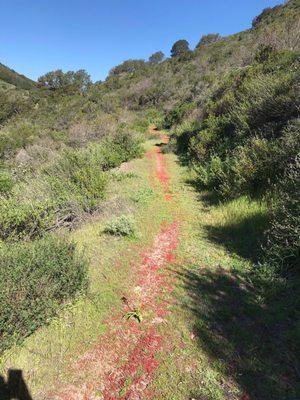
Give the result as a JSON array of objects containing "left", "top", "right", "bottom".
[
  {"left": 0, "top": 1, "right": 299, "bottom": 389},
  {"left": 0, "top": 63, "right": 36, "bottom": 89}
]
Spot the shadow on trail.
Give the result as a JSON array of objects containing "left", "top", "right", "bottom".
[
  {"left": 204, "top": 211, "right": 269, "bottom": 263},
  {"left": 0, "top": 370, "right": 33, "bottom": 400},
  {"left": 176, "top": 179, "right": 300, "bottom": 398},
  {"left": 178, "top": 265, "right": 300, "bottom": 399},
  {"left": 185, "top": 179, "right": 269, "bottom": 263}
]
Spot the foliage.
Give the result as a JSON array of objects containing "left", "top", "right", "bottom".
[
  {"left": 38, "top": 69, "right": 91, "bottom": 93},
  {"left": 0, "top": 62, "right": 36, "bottom": 89},
  {"left": 252, "top": 5, "right": 283, "bottom": 28},
  {"left": 100, "top": 131, "right": 143, "bottom": 170},
  {"left": 109, "top": 60, "right": 147, "bottom": 76},
  {"left": 196, "top": 33, "right": 221, "bottom": 48},
  {"left": 171, "top": 39, "right": 190, "bottom": 58},
  {"left": 0, "top": 235, "right": 87, "bottom": 353},
  {"left": 149, "top": 51, "right": 165, "bottom": 64},
  {"left": 0, "top": 198, "right": 54, "bottom": 241},
  {"left": 264, "top": 156, "right": 300, "bottom": 273},
  {"left": 0, "top": 171, "right": 14, "bottom": 195},
  {"left": 104, "top": 215, "right": 136, "bottom": 236}
]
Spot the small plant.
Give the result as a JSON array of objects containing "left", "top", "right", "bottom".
[
  {"left": 124, "top": 310, "right": 143, "bottom": 323},
  {"left": 103, "top": 215, "right": 135, "bottom": 236},
  {"left": 110, "top": 171, "right": 137, "bottom": 181},
  {"left": 0, "top": 172, "right": 14, "bottom": 195},
  {"left": 131, "top": 187, "right": 153, "bottom": 204}
]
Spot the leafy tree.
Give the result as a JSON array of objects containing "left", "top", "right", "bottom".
[
  {"left": 37, "top": 69, "right": 91, "bottom": 93},
  {"left": 196, "top": 33, "right": 221, "bottom": 48},
  {"left": 149, "top": 51, "right": 165, "bottom": 64},
  {"left": 109, "top": 59, "right": 146, "bottom": 76},
  {"left": 171, "top": 40, "right": 190, "bottom": 58}
]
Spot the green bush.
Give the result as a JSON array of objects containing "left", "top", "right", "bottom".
[
  {"left": 0, "top": 121, "right": 40, "bottom": 157},
  {"left": 104, "top": 215, "right": 136, "bottom": 236},
  {"left": 178, "top": 50, "right": 299, "bottom": 199},
  {"left": 0, "top": 198, "right": 54, "bottom": 240},
  {"left": 0, "top": 171, "right": 14, "bottom": 195},
  {"left": 100, "top": 132, "right": 143, "bottom": 170},
  {"left": 46, "top": 147, "right": 108, "bottom": 211},
  {"left": 264, "top": 157, "right": 300, "bottom": 273},
  {"left": 0, "top": 235, "right": 87, "bottom": 353}
]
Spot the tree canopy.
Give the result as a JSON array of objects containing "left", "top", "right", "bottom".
[
  {"left": 38, "top": 69, "right": 91, "bottom": 93},
  {"left": 171, "top": 40, "right": 190, "bottom": 58},
  {"left": 109, "top": 59, "right": 146, "bottom": 76},
  {"left": 149, "top": 51, "right": 165, "bottom": 64}
]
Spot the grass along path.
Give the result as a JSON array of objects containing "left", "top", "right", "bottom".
[
  {"left": 1, "top": 131, "right": 284, "bottom": 399},
  {"left": 45, "top": 132, "right": 180, "bottom": 399}
]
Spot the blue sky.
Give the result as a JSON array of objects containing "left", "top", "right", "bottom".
[{"left": 1, "top": 0, "right": 283, "bottom": 82}]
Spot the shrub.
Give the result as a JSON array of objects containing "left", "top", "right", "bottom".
[
  {"left": 264, "top": 157, "right": 300, "bottom": 273},
  {"left": 196, "top": 33, "right": 221, "bottom": 48},
  {"left": 0, "top": 198, "right": 54, "bottom": 240},
  {"left": 0, "top": 121, "right": 39, "bottom": 157},
  {"left": 0, "top": 172, "right": 14, "bottom": 195},
  {"left": 0, "top": 235, "right": 87, "bottom": 353},
  {"left": 104, "top": 215, "right": 136, "bottom": 236},
  {"left": 100, "top": 132, "right": 143, "bottom": 170},
  {"left": 47, "top": 147, "right": 108, "bottom": 211}
]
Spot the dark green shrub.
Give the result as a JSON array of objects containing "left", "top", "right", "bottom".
[
  {"left": 0, "top": 235, "right": 87, "bottom": 353},
  {"left": 100, "top": 132, "right": 143, "bottom": 170},
  {"left": 178, "top": 50, "right": 299, "bottom": 198},
  {"left": 164, "top": 102, "right": 196, "bottom": 129},
  {"left": 171, "top": 40, "right": 190, "bottom": 58},
  {"left": 264, "top": 157, "right": 300, "bottom": 272},
  {"left": 0, "top": 198, "right": 54, "bottom": 240}
]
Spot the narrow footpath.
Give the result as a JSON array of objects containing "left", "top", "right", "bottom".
[{"left": 47, "top": 134, "right": 180, "bottom": 400}]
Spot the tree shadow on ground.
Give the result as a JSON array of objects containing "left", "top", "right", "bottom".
[
  {"left": 0, "top": 370, "right": 33, "bottom": 400},
  {"left": 178, "top": 266, "right": 300, "bottom": 399},
  {"left": 204, "top": 211, "right": 269, "bottom": 263}
]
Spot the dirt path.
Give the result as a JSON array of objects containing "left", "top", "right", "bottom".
[{"left": 46, "top": 136, "right": 179, "bottom": 399}]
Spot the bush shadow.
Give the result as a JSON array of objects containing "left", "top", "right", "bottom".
[
  {"left": 178, "top": 266, "right": 300, "bottom": 399},
  {"left": 204, "top": 211, "right": 269, "bottom": 263}
]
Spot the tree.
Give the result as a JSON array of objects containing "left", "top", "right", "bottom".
[
  {"left": 171, "top": 40, "right": 190, "bottom": 58},
  {"left": 149, "top": 51, "right": 165, "bottom": 64},
  {"left": 37, "top": 69, "right": 91, "bottom": 93},
  {"left": 196, "top": 33, "right": 221, "bottom": 48},
  {"left": 109, "top": 59, "right": 146, "bottom": 76}
]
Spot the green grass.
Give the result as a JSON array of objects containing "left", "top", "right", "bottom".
[
  {"left": 149, "top": 156, "right": 299, "bottom": 399},
  {"left": 0, "top": 140, "right": 171, "bottom": 396},
  {"left": 1, "top": 142, "right": 299, "bottom": 399}
]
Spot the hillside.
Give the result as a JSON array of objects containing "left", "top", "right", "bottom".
[
  {"left": 0, "top": 62, "right": 36, "bottom": 89},
  {"left": 0, "top": 1, "right": 299, "bottom": 399}
]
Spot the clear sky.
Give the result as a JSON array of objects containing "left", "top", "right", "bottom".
[{"left": 1, "top": 0, "right": 283, "bottom": 82}]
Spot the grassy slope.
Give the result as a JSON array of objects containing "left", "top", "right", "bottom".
[{"left": 0, "top": 63, "right": 36, "bottom": 89}]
